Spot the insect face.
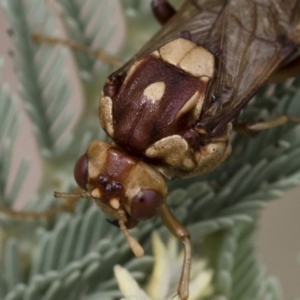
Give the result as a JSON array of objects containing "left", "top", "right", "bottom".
[{"left": 74, "top": 140, "right": 168, "bottom": 227}]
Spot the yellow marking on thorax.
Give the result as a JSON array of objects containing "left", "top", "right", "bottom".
[
  {"left": 99, "top": 96, "right": 114, "bottom": 137},
  {"left": 176, "top": 91, "right": 200, "bottom": 119},
  {"left": 180, "top": 47, "right": 214, "bottom": 78},
  {"left": 159, "top": 38, "right": 215, "bottom": 78},
  {"left": 143, "top": 81, "right": 166, "bottom": 101},
  {"left": 159, "top": 38, "right": 196, "bottom": 65}
]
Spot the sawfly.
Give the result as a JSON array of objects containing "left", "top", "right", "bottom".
[{"left": 37, "top": 0, "right": 300, "bottom": 299}]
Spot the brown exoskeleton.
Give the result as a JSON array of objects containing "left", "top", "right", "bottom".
[{"left": 54, "top": 0, "right": 300, "bottom": 299}]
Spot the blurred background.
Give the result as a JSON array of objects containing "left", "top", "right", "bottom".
[{"left": 0, "top": 5, "right": 300, "bottom": 299}]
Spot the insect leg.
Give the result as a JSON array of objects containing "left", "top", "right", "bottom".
[
  {"left": 32, "top": 33, "right": 123, "bottom": 68},
  {"left": 268, "top": 56, "right": 300, "bottom": 83},
  {"left": 159, "top": 203, "right": 191, "bottom": 300},
  {"left": 151, "top": 0, "right": 176, "bottom": 25},
  {"left": 233, "top": 115, "right": 300, "bottom": 134}
]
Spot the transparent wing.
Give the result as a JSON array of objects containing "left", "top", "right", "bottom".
[
  {"left": 200, "top": 0, "right": 300, "bottom": 134},
  {"left": 118, "top": 0, "right": 300, "bottom": 134},
  {"left": 118, "top": 0, "right": 226, "bottom": 72},
  {"left": 138, "top": 0, "right": 226, "bottom": 54}
]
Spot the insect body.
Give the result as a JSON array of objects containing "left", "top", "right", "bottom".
[
  {"left": 56, "top": 0, "right": 300, "bottom": 299},
  {"left": 101, "top": 38, "right": 232, "bottom": 179}
]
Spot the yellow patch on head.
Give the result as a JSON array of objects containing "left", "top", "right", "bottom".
[
  {"left": 110, "top": 197, "right": 120, "bottom": 210},
  {"left": 91, "top": 188, "right": 102, "bottom": 199}
]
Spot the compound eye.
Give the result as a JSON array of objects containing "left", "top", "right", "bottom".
[
  {"left": 131, "top": 190, "right": 163, "bottom": 221},
  {"left": 74, "top": 154, "right": 88, "bottom": 190}
]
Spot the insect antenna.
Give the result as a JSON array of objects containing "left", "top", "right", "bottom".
[
  {"left": 54, "top": 191, "right": 92, "bottom": 199},
  {"left": 0, "top": 191, "right": 86, "bottom": 220},
  {"left": 117, "top": 208, "right": 144, "bottom": 258},
  {"left": 32, "top": 33, "right": 123, "bottom": 67}
]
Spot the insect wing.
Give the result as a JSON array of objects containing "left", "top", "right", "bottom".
[
  {"left": 117, "top": 0, "right": 225, "bottom": 75},
  {"left": 118, "top": 0, "right": 300, "bottom": 136},
  {"left": 139, "top": 0, "right": 225, "bottom": 54},
  {"left": 201, "top": 0, "right": 300, "bottom": 134}
]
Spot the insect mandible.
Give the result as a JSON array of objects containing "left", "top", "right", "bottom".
[{"left": 55, "top": 0, "right": 300, "bottom": 299}]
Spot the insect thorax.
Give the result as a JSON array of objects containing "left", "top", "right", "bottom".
[{"left": 100, "top": 38, "right": 232, "bottom": 179}]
